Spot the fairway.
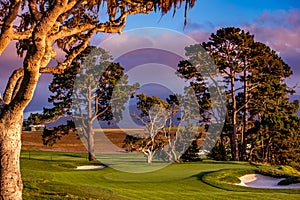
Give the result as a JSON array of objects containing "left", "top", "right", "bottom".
[{"left": 20, "top": 151, "right": 300, "bottom": 200}]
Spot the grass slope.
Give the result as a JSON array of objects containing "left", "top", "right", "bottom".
[
  {"left": 21, "top": 151, "right": 300, "bottom": 200},
  {"left": 21, "top": 129, "right": 128, "bottom": 152}
]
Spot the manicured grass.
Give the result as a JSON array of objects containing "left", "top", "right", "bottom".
[
  {"left": 202, "top": 168, "right": 300, "bottom": 194},
  {"left": 21, "top": 150, "right": 300, "bottom": 200}
]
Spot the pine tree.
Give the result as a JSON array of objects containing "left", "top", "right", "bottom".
[
  {"left": 193, "top": 27, "right": 254, "bottom": 161},
  {"left": 42, "top": 46, "right": 138, "bottom": 161}
]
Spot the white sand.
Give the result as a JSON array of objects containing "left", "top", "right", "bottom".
[
  {"left": 76, "top": 165, "right": 106, "bottom": 170},
  {"left": 235, "top": 174, "right": 300, "bottom": 189}
]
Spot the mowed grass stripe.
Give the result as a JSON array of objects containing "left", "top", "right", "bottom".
[{"left": 21, "top": 151, "right": 300, "bottom": 200}]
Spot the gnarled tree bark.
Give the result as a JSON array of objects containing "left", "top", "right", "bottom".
[{"left": 0, "top": 108, "right": 23, "bottom": 199}]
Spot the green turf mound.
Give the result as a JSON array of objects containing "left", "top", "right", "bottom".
[{"left": 202, "top": 168, "right": 300, "bottom": 194}]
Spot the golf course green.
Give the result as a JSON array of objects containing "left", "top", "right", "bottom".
[{"left": 20, "top": 150, "right": 300, "bottom": 200}]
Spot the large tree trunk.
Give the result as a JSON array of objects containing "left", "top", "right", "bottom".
[
  {"left": 146, "top": 151, "right": 154, "bottom": 164},
  {"left": 220, "top": 133, "right": 227, "bottom": 161},
  {"left": 87, "top": 83, "right": 96, "bottom": 162},
  {"left": 87, "top": 122, "right": 96, "bottom": 161},
  {"left": 0, "top": 112, "right": 23, "bottom": 200},
  {"left": 241, "top": 70, "right": 248, "bottom": 161},
  {"left": 87, "top": 136, "right": 96, "bottom": 161},
  {"left": 230, "top": 75, "right": 239, "bottom": 161},
  {"left": 0, "top": 49, "right": 40, "bottom": 199}
]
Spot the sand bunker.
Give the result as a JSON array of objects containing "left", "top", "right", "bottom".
[
  {"left": 235, "top": 174, "right": 300, "bottom": 189},
  {"left": 76, "top": 165, "right": 106, "bottom": 170}
]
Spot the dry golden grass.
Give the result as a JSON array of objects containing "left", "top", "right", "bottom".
[{"left": 21, "top": 128, "right": 137, "bottom": 152}]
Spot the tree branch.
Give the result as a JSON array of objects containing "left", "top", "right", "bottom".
[
  {"left": 34, "top": 0, "right": 69, "bottom": 38},
  {"left": 55, "top": 0, "right": 86, "bottom": 23},
  {"left": 49, "top": 24, "right": 95, "bottom": 41},
  {"left": 28, "top": 0, "right": 43, "bottom": 22},
  {"left": 11, "top": 76, "right": 23, "bottom": 102},
  {"left": 50, "top": 0, "right": 153, "bottom": 40},
  {"left": 40, "top": 32, "right": 93, "bottom": 74},
  {"left": 13, "top": 27, "right": 35, "bottom": 40},
  {"left": 40, "top": 40, "right": 57, "bottom": 68},
  {"left": 3, "top": 68, "right": 24, "bottom": 104},
  {"left": 0, "top": 0, "right": 22, "bottom": 54},
  {"left": 93, "top": 106, "right": 110, "bottom": 122}
]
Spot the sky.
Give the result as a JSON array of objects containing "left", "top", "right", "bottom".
[{"left": 0, "top": 0, "right": 299, "bottom": 118}]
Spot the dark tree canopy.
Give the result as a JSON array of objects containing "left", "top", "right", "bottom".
[{"left": 177, "top": 27, "right": 299, "bottom": 167}]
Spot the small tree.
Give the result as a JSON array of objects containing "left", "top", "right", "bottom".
[
  {"left": 25, "top": 112, "right": 44, "bottom": 125},
  {"left": 130, "top": 94, "right": 171, "bottom": 163},
  {"left": 124, "top": 92, "right": 206, "bottom": 163},
  {"left": 180, "top": 133, "right": 203, "bottom": 162},
  {"left": 162, "top": 92, "right": 207, "bottom": 162}
]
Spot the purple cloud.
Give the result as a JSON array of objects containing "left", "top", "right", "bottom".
[
  {"left": 0, "top": 43, "right": 56, "bottom": 114},
  {"left": 185, "top": 9, "right": 300, "bottom": 93},
  {"left": 0, "top": 42, "right": 23, "bottom": 94},
  {"left": 242, "top": 9, "right": 300, "bottom": 90},
  {"left": 255, "top": 9, "right": 300, "bottom": 29},
  {"left": 186, "top": 29, "right": 211, "bottom": 43}
]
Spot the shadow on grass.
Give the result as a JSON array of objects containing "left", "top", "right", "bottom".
[
  {"left": 60, "top": 153, "right": 86, "bottom": 158},
  {"left": 201, "top": 160, "right": 250, "bottom": 166},
  {"left": 21, "top": 150, "right": 89, "bottom": 162},
  {"left": 20, "top": 157, "right": 85, "bottom": 162}
]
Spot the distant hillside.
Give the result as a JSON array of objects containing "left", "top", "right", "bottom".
[
  {"left": 22, "top": 129, "right": 127, "bottom": 152},
  {"left": 45, "top": 116, "right": 117, "bottom": 128}
]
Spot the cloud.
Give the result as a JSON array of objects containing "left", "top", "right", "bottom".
[
  {"left": 183, "top": 9, "right": 300, "bottom": 94},
  {"left": 185, "top": 20, "right": 216, "bottom": 31},
  {"left": 243, "top": 26, "right": 300, "bottom": 56},
  {"left": 186, "top": 9, "right": 300, "bottom": 58},
  {"left": 88, "top": 28, "right": 217, "bottom": 100},
  {"left": 0, "top": 42, "right": 23, "bottom": 94},
  {"left": 93, "top": 29, "right": 199, "bottom": 97},
  {"left": 97, "top": 28, "right": 198, "bottom": 60},
  {"left": 185, "top": 29, "right": 211, "bottom": 43},
  {"left": 24, "top": 74, "right": 53, "bottom": 112},
  {"left": 115, "top": 48, "right": 183, "bottom": 71},
  {"left": 93, "top": 30, "right": 193, "bottom": 72},
  {"left": 241, "top": 9, "right": 300, "bottom": 85},
  {"left": 252, "top": 9, "right": 299, "bottom": 51},
  {"left": 255, "top": 9, "right": 300, "bottom": 29},
  {"left": 0, "top": 42, "right": 54, "bottom": 112}
]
